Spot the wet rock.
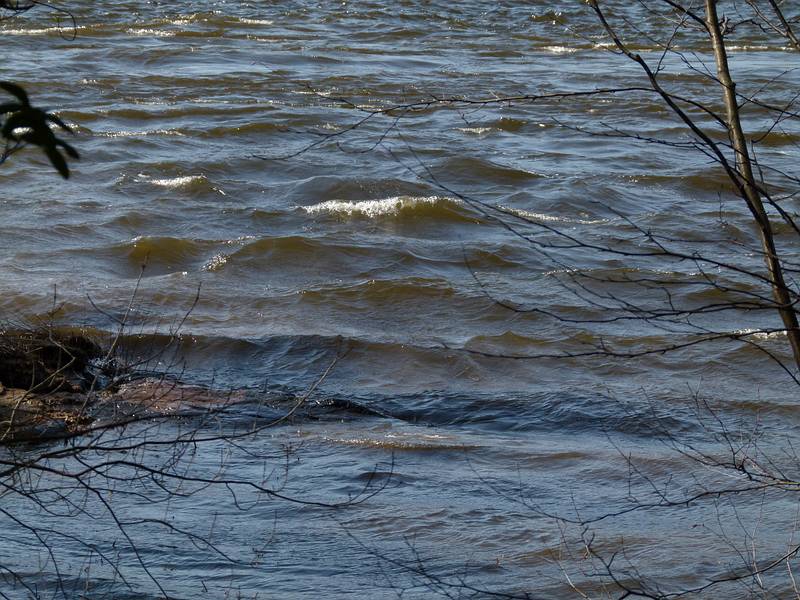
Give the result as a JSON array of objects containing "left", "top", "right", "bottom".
[
  {"left": 0, "top": 328, "right": 269, "bottom": 445},
  {"left": 0, "top": 329, "right": 103, "bottom": 393},
  {"left": 105, "top": 378, "right": 248, "bottom": 414},
  {"left": 0, "top": 378, "right": 252, "bottom": 445},
  {"left": 0, "top": 387, "right": 92, "bottom": 443}
]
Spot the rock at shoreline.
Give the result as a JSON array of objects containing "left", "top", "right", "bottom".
[
  {"left": 0, "top": 329, "right": 103, "bottom": 393},
  {"left": 0, "top": 329, "right": 256, "bottom": 444},
  {"left": 106, "top": 379, "right": 248, "bottom": 414},
  {"left": 0, "top": 386, "right": 93, "bottom": 443},
  {"left": 0, "top": 378, "right": 250, "bottom": 445}
]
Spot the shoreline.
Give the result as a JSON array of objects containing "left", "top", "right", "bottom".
[{"left": 0, "top": 327, "right": 251, "bottom": 444}]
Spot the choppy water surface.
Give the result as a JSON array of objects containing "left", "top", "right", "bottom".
[{"left": 2, "top": 2, "right": 800, "bottom": 598}]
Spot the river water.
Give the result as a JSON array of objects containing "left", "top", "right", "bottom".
[{"left": 2, "top": 2, "right": 800, "bottom": 598}]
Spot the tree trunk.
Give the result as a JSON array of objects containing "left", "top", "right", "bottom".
[{"left": 705, "top": 0, "right": 800, "bottom": 370}]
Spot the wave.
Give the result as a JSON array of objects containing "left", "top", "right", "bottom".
[
  {"left": 95, "top": 129, "right": 185, "bottom": 138},
  {"left": 148, "top": 175, "right": 207, "bottom": 188},
  {"left": 143, "top": 13, "right": 275, "bottom": 27},
  {"left": 298, "top": 277, "right": 457, "bottom": 304},
  {"left": 239, "top": 18, "right": 275, "bottom": 26},
  {"left": 464, "top": 330, "right": 546, "bottom": 351},
  {"left": 126, "top": 28, "right": 176, "bottom": 37},
  {"left": 499, "top": 205, "right": 609, "bottom": 225},
  {"left": 88, "top": 235, "right": 237, "bottom": 277},
  {"left": 0, "top": 25, "right": 85, "bottom": 36},
  {"left": 229, "top": 235, "right": 346, "bottom": 261},
  {"left": 732, "top": 328, "right": 787, "bottom": 341},
  {"left": 204, "top": 121, "right": 284, "bottom": 137},
  {"left": 105, "top": 330, "right": 699, "bottom": 435},
  {"left": 457, "top": 127, "right": 495, "bottom": 135},
  {"left": 457, "top": 119, "right": 528, "bottom": 135},
  {"left": 750, "top": 130, "right": 800, "bottom": 147},
  {"left": 203, "top": 253, "right": 229, "bottom": 272},
  {"left": 330, "top": 389, "right": 698, "bottom": 436},
  {"left": 441, "top": 156, "right": 543, "bottom": 184},
  {"left": 129, "top": 174, "right": 223, "bottom": 195},
  {"left": 300, "top": 195, "right": 480, "bottom": 223},
  {"left": 541, "top": 45, "right": 579, "bottom": 54},
  {"left": 325, "top": 433, "right": 481, "bottom": 451},
  {"left": 124, "top": 235, "right": 208, "bottom": 265},
  {"left": 623, "top": 172, "right": 736, "bottom": 194},
  {"left": 493, "top": 117, "right": 526, "bottom": 132}
]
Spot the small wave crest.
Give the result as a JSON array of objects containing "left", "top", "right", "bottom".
[
  {"left": 125, "top": 235, "right": 206, "bottom": 263},
  {"left": 733, "top": 328, "right": 787, "bottom": 341},
  {"left": 126, "top": 27, "right": 177, "bottom": 37},
  {"left": 458, "top": 127, "right": 495, "bottom": 135},
  {"left": 500, "top": 205, "right": 609, "bottom": 225},
  {"left": 149, "top": 175, "right": 207, "bottom": 188},
  {"left": 239, "top": 18, "right": 275, "bottom": 25},
  {"left": 0, "top": 25, "right": 83, "bottom": 36},
  {"left": 96, "top": 129, "right": 185, "bottom": 138},
  {"left": 541, "top": 45, "right": 579, "bottom": 54},
  {"left": 326, "top": 433, "right": 480, "bottom": 451},
  {"left": 301, "top": 195, "right": 469, "bottom": 220},
  {"left": 443, "top": 157, "right": 542, "bottom": 184},
  {"left": 128, "top": 174, "right": 224, "bottom": 195}
]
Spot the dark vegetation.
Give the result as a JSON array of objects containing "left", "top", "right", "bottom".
[
  {"left": 0, "top": 81, "right": 78, "bottom": 178},
  {"left": 0, "top": 2, "right": 78, "bottom": 177}
]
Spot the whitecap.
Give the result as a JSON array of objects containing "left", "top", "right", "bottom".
[
  {"left": 458, "top": 127, "right": 495, "bottom": 135},
  {"left": 203, "top": 253, "right": 228, "bottom": 271},
  {"left": 726, "top": 45, "right": 771, "bottom": 51},
  {"left": 733, "top": 328, "right": 786, "bottom": 341},
  {"left": 96, "top": 129, "right": 185, "bottom": 138},
  {"left": 0, "top": 27, "right": 64, "bottom": 35},
  {"left": 126, "top": 28, "right": 176, "bottom": 37},
  {"left": 301, "top": 195, "right": 455, "bottom": 218},
  {"left": 542, "top": 45, "right": 578, "bottom": 54},
  {"left": 240, "top": 18, "right": 274, "bottom": 25},
  {"left": 148, "top": 175, "right": 206, "bottom": 188}
]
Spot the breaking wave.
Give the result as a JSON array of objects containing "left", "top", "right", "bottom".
[{"left": 301, "top": 195, "right": 477, "bottom": 222}]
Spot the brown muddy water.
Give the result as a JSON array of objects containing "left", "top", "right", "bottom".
[{"left": 2, "top": 2, "right": 800, "bottom": 598}]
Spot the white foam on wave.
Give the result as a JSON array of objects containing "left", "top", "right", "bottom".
[
  {"left": 126, "top": 173, "right": 203, "bottom": 188},
  {"left": 500, "top": 205, "right": 608, "bottom": 225},
  {"left": 126, "top": 28, "right": 176, "bottom": 37},
  {"left": 148, "top": 175, "right": 206, "bottom": 188},
  {"left": 458, "top": 127, "right": 494, "bottom": 135},
  {"left": 542, "top": 45, "right": 578, "bottom": 54},
  {"left": 726, "top": 45, "right": 775, "bottom": 51},
  {"left": 0, "top": 26, "right": 78, "bottom": 35},
  {"left": 203, "top": 253, "right": 229, "bottom": 272},
  {"left": 97, "top": 129, "right": 184, "bottom": 138},
  {"left": 168, "top": 16, "right": 203, "bottom": 25},
  {"left": 302, "top": 195, "right": 454, "bottom": 218},
  {"left": 240, "top": 18, "right": 274, "bottom": 25},
  {"left": 734, "top": 328, "right": 787, "bottom": 341}
]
